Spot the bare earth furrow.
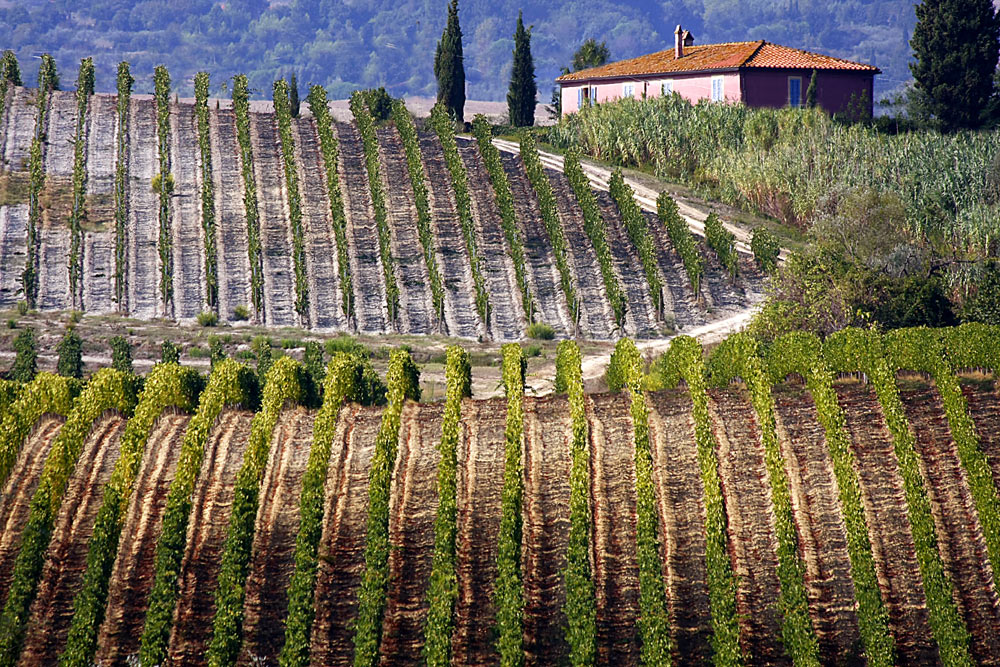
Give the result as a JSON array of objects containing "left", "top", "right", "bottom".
[
  {"left": 418, "top": 133, "right": 481, "bottom": 339},
  {"left": 900, "top": 384, "right": 1000, "bottom": 664},
  {"left": 594, "top": 191, "right": 659, "bottom": 338},
  {"left": 708, "top": 388, "right": 788, "bottom": 665},
  {"left": 239, "top": 408, "right": 316, "bottom": 666},
  {"left": 0, "top": 417, "right": 64, "bottom": 602},
  {"left": 376, "top": 124, "right": 434, "bottom": 335},
  {"left": 251, "top": 112, "right": 297, "bottom": 327},
  {"left": 647, "top": 391, "right": 714, "bottom": 664},
  {"left": 835, "top": 383, "right": 940, "bottom": 665},
  {"left": 961, "top": 382, "right": 1000, "bottom": 486},
  {"left": 0, "top": 205, "right": 28, "bottom": 308},
  {"left": 587, "top": 393, "right": 641, "bottom": 665},
  {"left": 126, "top": 96, "right": 161, "bottom": 319},
  {"left": 772, "top": 384, "right": 863, "bottom": 663},
  {"left": 210, "top": 108, "right": 252, "bottom": 322},
  {"left": 456, "top": 139, "right": 524, "bottom": 341},
  {"left": 500, "top": 153, "right": 572, "bottom": 336},
  {"left": 2, "top": 87, "right": 35, "bottom": 170},
  {"left": 82, "top": 93, "right": 117, "bottom": 314},
  {"left": 545, "top": 167, "right": 614, "bottom": 340},
  {"left": 452, "top": 398, "right": 505, "bottom": 666},
  {"left": 645, "top": 209, "right": 701, "bottom": 329},
  {"left": 698, "top": 239, "right": 747, "bottom": 314},
  {"left": 294, "top": 117, "right": 345, "bottom": 331},
  {"left": 170, "top": 102, "right": 206, "bottom": 319},
  {"left": 334, "top": 122, "right": 387, "bottom": 334},
  {"left": 310, "top": 404, "right": 383, "bottom": 666},
  {"left": 379, "top": 402, "right": 444, "bottom": 664},
  {"left": 94, "top": 413, "right": 191, "bottom": 667},
  {"left": 166, "top": 409, "right": 255, "bottom": 666},
  {"left": 18, "top": 414, "right": 127, "bottom": 667}
]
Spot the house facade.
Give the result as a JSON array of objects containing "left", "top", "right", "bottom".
[{"left": 558, "top": 27, "right": 879, "bottom": 117}]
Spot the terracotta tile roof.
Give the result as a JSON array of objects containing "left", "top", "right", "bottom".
[{"left": 556, "top": 40, "right": 878, "bottom": 82}]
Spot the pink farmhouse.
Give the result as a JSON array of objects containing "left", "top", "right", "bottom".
[{"left": 558, "top": 26, "right": 879, "bottom": 117}]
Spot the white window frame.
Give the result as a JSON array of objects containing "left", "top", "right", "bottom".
[
  {"left": 590, "top": 86, "right": 597, "bottom": 104},
  {"left": 623, "top": 82, "right": 635, "bottom": 98},
  {"left": 711, "top": 76, "right": 724, "bottom": 102},
  {"left": 661, "top": 80, "right": 673, "bottom": 95},
  {"left": 577, "top": 87, "right": 583, "bottom": 108},
  {"left": 788, "top": 76, "right": 802, "bottom": 108}
]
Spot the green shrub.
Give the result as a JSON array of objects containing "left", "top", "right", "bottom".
[
  {"left": 303, "top": 341, "right": 326, "bottom": 388},
  {"left": 325, "top": 335, "right": 368, "bottom": 358},
  {"left": 526, "top": 322, "right": 555, "bottom": 340},
  {"left": 705, "top": 213, "right": 738, "bottom": 279},
  {"left": 751, "top": 227, "right": 781, "bottom": 274},
  {"left": 161, "top": 340, "right": 180, "bottom": 364},
  {"left": 197, "top": 311, "right": 218, "bottom": 327},
  {"left": 109, "top": 336, "right": 132, "bottom": 375},
  {"left": 522, "top": 343, "right": 542, "bottom": 358},
  {"left": 361, "top": 87, "right": 394, "bottom": 122},
  {"left": 605, "top": 337, "right": 641, "bottom": 393},
  {"left": 209, "top": 337, "right": 226, "bottom": 368},
  {"left": 57, "top": 329, "right": 83, "bottom": 379},
  {"left": 16, "top": 301, "right": 27, "bottom": 316},
  {"left": 232, "top": 304, "right": 249, "bottom": 321},
  {"left": 10, "top": 328, "right": 37, "bottom": 383}
]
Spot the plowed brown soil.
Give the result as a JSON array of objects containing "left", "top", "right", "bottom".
[
  {"left": 0, "top": 417, "right": 64, "bottom": 602},
  {"left": 310, "top": 404, "right": 383, "bottom": 666},
  {"left": 647, "top": 390, "right": 713, "bottom": 664},
  {"left": 18, "top": 413, "right": 127, "bottom": 666},
  {"left": 94, "top": 413, "right": 191, "bottom": 666},
  {"left": 378, "top": 402, "right": 444, "bottom": 665},
  {"left": 451, "top": 398, "right": 506, "bottom": 666},
  {"left": 960, "top": 381, "right": 1000, "bottom": 487},
  {"left": 772, "top": 384, "right": 863, "bottom": 663},
  {"left": 900, "top": 383, "right": 1000, "bottom": 665},
  {"left": 708, "top": 387, "right": 788, "bottom": 665},
  {"left": 587, "top": 393, "right": 640, "bottom": 665},
  {"left": 239, "top": 407, "right": 317, "bottom": 665},
  {"left": 166, "top": 409, "right": 255, "bottom": 666},
  {"left": 835, "top": 382, "right": 940, "bottom": 665}
]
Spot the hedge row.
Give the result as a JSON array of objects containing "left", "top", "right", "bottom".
[
  {"left": 206, "top": 357, "right": 307, "bottom": 664},
  {"left": 607, "top": 170, "right": 663, "bottom": 316},
  {"left": 562, "top": 150, "right": 626, "bottom": 327},
  {"left": 823, "top": 328, "right": 973, "bottom": 665},
  {"left": 352, "top": 350, "right": 421, "bottom": 667},
  {"left": 707, "top": 334, "right": 820, "bottom": 665},
  {"left": 194, "top": 72, "right": 218, "bottom": 311},
  {"left": 655, "top": 337, "right": 743, "bottom": 665},
  {"left": 886, "top": 327, "right": 1000, "bottom": 596},
  {"left": 0, "top": 372, "right": 78, "bottom": 488},
  {"left": 391, "top": 100, "right": 445, "bottom": 323},
  {"left": 766, "top": 332, "right": 895, "bottom": 666},
  {"left": 0, "top": 369, "right": 139, "bottom": 667},
  {"left": 0, "top": 378, "right": 20, "bottom": 414},
  {"left": 22, "top": 54, "right": 58, "bottom": 308},
  {"left": 704, "top": 213, "right": 738, "bottom": 280},
  {"left": 942, "top": 322, "right": 1000, "bottom": 373},
  {"left": 422, "top": 346, "right": 472, "bottom": 665},
  {"left": 305, "top": 85, "right": 353, "bottom": 320},
  {"left": 113, "top": 62, "right": 133, "bottom": 306},
  {"left": 750, "top": 227, "right": 780, "bottom": 275},
  {"left": 153, "top": 65, "right": 173, "bottom": 310},
  {"left": 350, "top": 91, "right": 400, "bottom": 324},
  {"left": 59, "top": 363, "right": 203, "bottom": 667},
  {"left": 429, "top": 106, "right": 491, "bottom": 324},
  {"left": 68, "top": 58, "right": 94, "bottom": 306},
  {"left": 280, "top": 353, "right": 376, "bottom": 666},
  {"left": 232, "top": 74, "right": 264, "bottom": 315},
  {"left": 273, "top": 79, "right": 310, "bottom": 321},
  {"left": 494, "top": 343, "right": 526, "bottom": 666},
  {"left": 470, "top": 115, "right": 533, "bottom": 322},
  {"left": 614, "top": 339, "right": 672, "bottom": 664},
  {"left": 556, "top": 341, "right": 597, "bottom": 665},
  {"left": 138, "top": 360, "right": 259, "bottom": 666},
  {"left": 656, "top": 192, "right": 703, "bottom": 294}
]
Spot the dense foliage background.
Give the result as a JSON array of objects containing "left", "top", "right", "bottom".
[{"left": 0, "top": 0, "right": 913, "bottom": 100}]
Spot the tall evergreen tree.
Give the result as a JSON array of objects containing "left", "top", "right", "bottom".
[
  {"left": 10, "top": 328, "right": 37, "bottom": 383},
  {"left": 911, "top": 0, "right": 1000, "bottom": 130},
  {"left": 1, "top": 50, "right": 20, "bottom": 86},
  {"left": 434, "top": 0, "right": 466, "bottom": 123},
  {"left": 289, "top": 71, "right": 300, "bottom": 118},
  {"left": 109, "top": 335, "right": 133, "bottom": 374},
  {"left": 507, "top": 11, "right": 537, "bottom": 127},
  {"left": 57, "top": 329, "right": 84, "bottom": 379}
]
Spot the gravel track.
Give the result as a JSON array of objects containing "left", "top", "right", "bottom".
[
  {"left": 95, "top": 413, "right": 191, "bottom": 666},
  {"left": 250, "top": 112, "right": 297, "bottom": 327},
  {"left": 18, "top": 413, "right": 127, "bottom": 666},
  {"left": 294, "top": 117, "right": 347, "bottom": 331},
  {"left": 333, "top": 122, "right": 387, "bottom": 334},
  {"left": 170, "top": 102, "right": 206, "bottom": 319},
  {"left": 835, "top": 383, "right": 940, "bottom": 665},
  {"left": 126, "top": 97, "right": 161, "bottom": 320},
  {"left": 960, "top": 382, "right": 1000, "bottom": 488},
  {"left": 82, "top": 94, "right": 117, "bottom": 314}
]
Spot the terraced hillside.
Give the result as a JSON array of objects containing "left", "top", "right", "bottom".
[
  {"left": 0, "top": 325, "right": 997, "bottom": 665},
  {"left": 0, "top": 77, "right": 761, "bottom": 340}
]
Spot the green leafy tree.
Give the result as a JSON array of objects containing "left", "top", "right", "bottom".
[
  {"left": 805, "top": 69, "right": 818, "bottom": 108},
  {"left": 507, "top": 11, "right": 537, "bottom": 127},
  {"left": 10, "top": 329, "right": 37, "bottom": 382},
  {"left": 962, "top": 261, "right": 1000, "bottom": 324},
  {"left": 361, "top": 86, "right": 394, "bottom": 122},
  {"left": 1, "top": 50, "right": 21, "bottom": 86},
  {"left": 434, "top": 0, "right": 466, "bottom": 123},
  {"left": 572, "top": 38, "right": 610, "bottom": 71},
  {"left": 253, "top": 335, "right": 273, "bottom": 387},
  {"left": 57, "top": 329, "right": 84, "bottom": 379},
  {"left": 209, "top": 336, "right": 226, "bottom": 368},
  {"left": 303, "top": 340, "right": 326, "bottom": 385},
  {"left": 109, "top": 336, "right": 133, "bottom": 374},
  {"left": 911, "top": 0, "right": 1000, "bottom": 130},
  {"left": 289, "top": 71, "right": 300, "bottom": 118},
  {"left": 161, "top": 340, "right": 180, "bottom": 364}
]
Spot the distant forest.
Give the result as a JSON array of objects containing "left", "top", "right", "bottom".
[{"left": 0, "top": 0, "right": 916, "bottom": 101}]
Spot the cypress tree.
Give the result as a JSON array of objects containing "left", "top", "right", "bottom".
[
  {"left": 434, "top": 0, "right": 466, "bottom": 123},
  {"left": 507, "top": 11, "right": 537, "bottom": 127},
  {"left": 109, "top": 335, "right": 133, "bottom": 374},
  {"left": 57, "top": 329, "right": 84, "bottom": 379},
  {"left": 289, "top": 71, "right": 300, "bottom": 118},
  {"left": 1, "top": 50, "right": 20, "bottom": 86},
  {"left": 10, "top": 328, "right": 37, "bottom": 383},
  {"left": 911, "top": 0, "right": 1000, "bottom": 130},
  {"left": 805, "top": 69, "right": 818, "bottom": 108}
]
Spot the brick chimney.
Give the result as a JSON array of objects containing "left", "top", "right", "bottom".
[{"left": 675, "top": 24, "right": 684, "bottom": 59}]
